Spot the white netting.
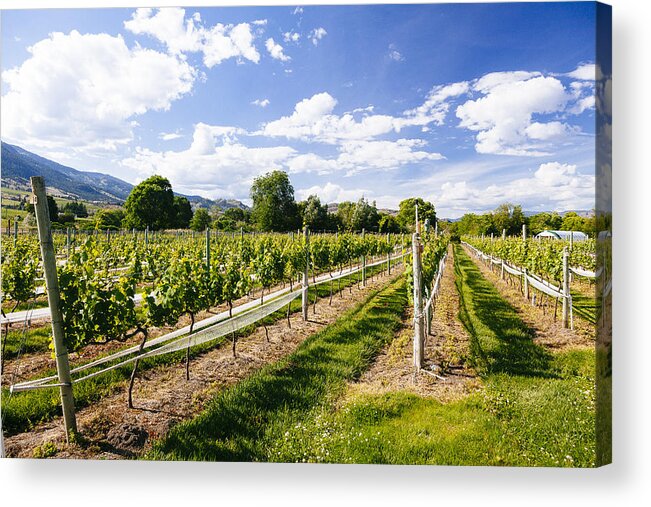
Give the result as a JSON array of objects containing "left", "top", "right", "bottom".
[{"left": 11, "top": 252, "right": 406, "bottom": 392}]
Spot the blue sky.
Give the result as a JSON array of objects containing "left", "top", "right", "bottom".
[{"left": 1, "top": 2, "right": 603, "bottom": 217}]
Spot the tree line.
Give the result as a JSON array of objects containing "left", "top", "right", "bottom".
[
  {"left": 444, "top": 203, "right": 596, "bottom": 239},
  {"left": 85, "top": 170, "right": 437, "bottom": 234}
]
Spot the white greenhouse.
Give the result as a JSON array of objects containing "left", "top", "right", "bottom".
[{"left": 535, "top": 230, "right": 588, "bottom": 241}]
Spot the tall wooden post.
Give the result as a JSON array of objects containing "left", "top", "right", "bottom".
[
  {"left": 570, "top": 231, "right": 574, "bottom": 250},
  {"left": 145, "top": 226, "right": 149, "bottom": 249},
  {"left": 66, "top": 227, "right": 71, "bottom": 260},
  {"left": 302, "top": 226, "right": 309, "bottom": 321},
  {"left": 205, "top": 227, "right": 211, "bottom": 272},
  {"left": 522, "top": 223, "right": 527, "bottom": 241},
  {"left": 361, "top": 228, "right": 366, "bottom": 286},
  {"left": 30, "top": 177, "right": 77, "bottom": 439},
  {"left": 502, "top": 228, "right": 506, "bottom": 241},
  {"left": 523, "top": 267, "right": 529, "bottom": 300},
  {"left": 562, "top": 247, "right": 569, "bottom": 328},
  {"left": 13, "top": 218, "right": 18, "bottom": 243},
  {"left": 412, "top": 232, "right": 424, "bottom": 370},
  {"left": 387, "top": 233, "right": 391, "bottom": 275}
]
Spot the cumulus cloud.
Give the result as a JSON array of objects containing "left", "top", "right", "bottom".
[
  {"left": 283, "top": 31, "right": 300, "bottom": 43},
  {"left": 403, "top": 81, "right": 469, "bottom": 127},
  {"left": 309, "top": 27, "right": 327, "bottom": 46},
  {"left": 124, "top": 7, "right": 261, "bottom": 67},
  {"left": 121, "top": 122, "right": 296, "bottom": 198},
  {"left": 1, "top": 30, "right": 195, "bottom": 155},
  {"left": 436, "top": 161, "right": 595, "bottom": 214},
  {"left": 265, "top": 37, "right": 290, "bottom": 61},
  {"left": 296, "top": 182, "right": 370, "bottom": 203},
  {"left": 567, "top": 63, "right": 596, "bottom": 81},
  {"left": 251, "top": 98, "right": 270, "bottom": 107},
  {"left": 456, "top": 73, "right": 570, "bottom": 155},
  {"left": 159, "top": 131, "right": 183, "bottom": 141}
]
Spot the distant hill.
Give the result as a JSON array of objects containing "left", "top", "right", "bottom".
[{"left": 1, "top": 142, "right": 247, "bottom": 210}]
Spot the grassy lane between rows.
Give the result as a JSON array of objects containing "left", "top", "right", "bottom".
[
  {"left": 154, "top": 245, "right": 596, "bottom": 466},
  {"left": 1, "top": 261, "right": 395, "bottom": 436},
  {"left": 147, "top": 275, "right": 408, "bottom": 461}
]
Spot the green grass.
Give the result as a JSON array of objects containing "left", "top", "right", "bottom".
[
  {"left": 2, "top": 325, "right": 52, "bottom": 359},
  {"left": 147, "top": 275, "right": 408, "bottom": 461},
  {"left": 148, "top": 249, "right": 595, "bottom": 466},
  {"left": 243, "top": 246, "right": 595, "bottom": 466},
  {"left": 571, "top": 290, "right": 598, "bottom": 325},
  {"left": 1, "top": 260, "right": 396, "bottom": 436}
]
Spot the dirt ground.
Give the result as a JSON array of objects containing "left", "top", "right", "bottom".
[
  {"left": 462, "top": 245, "right": 595, "bottom": 351},
  {"left": 348, "top": 245, "right": 481, "bottom": 403},
  {"left": 4, "top": 264, "right": 403, "bottom": 460}
]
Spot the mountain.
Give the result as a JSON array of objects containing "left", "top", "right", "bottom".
[{"left": 1, "top": 142, "right": 247, "bottom": 209}]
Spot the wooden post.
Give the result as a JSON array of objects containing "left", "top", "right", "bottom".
[
  {"left": 302, "top": 226, "right": 309, "bottom": 321},
  {"left": 502, "top": 228, "right": 506, "bottom": 241},
  {"left": 415, "top": 203, "right": 420, "bottom": 234},
  {"left": 412, "top": 232, "right": 424, "bottom": 370},
  {"left": 30, "top": 177, "right": 77, "bottom": 439},
  {"left": 434, "top": 220, "right": 438, "bottom": 238},
  {"left": 13, "top": 218, "right": 18, "bottom": 243},
  {"left": 387, "top": 233, "right": 391, "bottom": 275},
  {"left": 66, "top": 227, "right": 71, "bottom": 260},
  {"left": 361, "top": 228, "right": 366, "bottom": 286},
  {"left": 523, "top": 268, "right": 529, "bottom": 300},
  {"left": 501, "top": 259, "right": 505, "bottom": 280},
  {"left": 570, "top": 231, "right": 574, "bottom": 250},
  {"left": 205, "top": 227, "right": 211, "bottom": 272},
  {"left": 562, "top": 247, "right": 569, "bottom": 328},
  {"left": 145, "top": 226, "right": 149, "bottom": 249},
  {"left": 522, "top": 223, "right": 527, "bottom": 241}
]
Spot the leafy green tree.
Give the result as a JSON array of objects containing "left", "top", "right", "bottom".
[
  {"left": 528, "top": 211, "right": 563, "bottom": 235},
  {"left": 62, "top": 201, "right": 88, "bottom": 218},
  {"left": 335, "top": 201, "right": 355, "bottom": 231},
  {"left": 27, "top": 196, "right": 59, "bottom": 223},
  {"left": 561, "top": 212, "right": 595, "bottom": 235},
  {"left": 173, "top": 196, "right": 193, "bottom": 229},
  {"left": 492, "top": 203, "right": 526, "bottom": 236},
  {"left": 300, "top": 195, "right": 329, "bottom": 231},
  {"left": 189, "top": 208, "right": 211, "bottom": 231},
  {"left": 124, "top": 175, "right": 175, "bottom": 230},
  {"left": 95, "top": 209, "right": 126, "bottom": 230},
  {"left": 351, "top": 198, "right": 380, "bottom": 232},
  {"left": 223, "top": 207, "right": 249, "bottom": 223},
  {"left": 397, "top": 198, "right": 436, "bottom": 230},
  {"left": 378, "top": 213, "right": 402, "bottom": 233},
  {"left": 250, "top": 171, "right": 300, "bottom": 231}
]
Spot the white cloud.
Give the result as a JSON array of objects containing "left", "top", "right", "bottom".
[
  {"left": 388, "top": 50, "right": 404, "bottom": 62},
  {"left": 403, "top": 81, "right": 469, "bottom": 127},
  {"left": 1, "top": 30, "right": 195, "bottom": 155},
  {"left": 124, "top": 7, "right": 260, "bottom": 67},
  {"left": 456, "top": 73, "right": 570, "bottom": 155},
  {"left": 309, "top": 27, "right": 327, "bottom": 46},
  {"left": 202, "top": 23, "right": 260, "bottom": 66},
  {"left": 296, "top": 182, "right": 369, "bottom": 203},
  {"left": 567, "top": 63, "right": 596, "bottom": 81},
  {"left": 524, "top": 121, "right": 572, "bottom": 140},
  {"left": 251, "top": 98, "right": 270, "bottom": 108},
  {"left": 159, "top": 131, "right": 183, "bottom": 141},
  {"left": 283, "top": 31, "right": 300, "bottom": 43},
  {"left": 293, "top": 7, "right": 304, "bottom": 15},
  {"left": 252, "top": 19, "right": 267, "bottom": 26},
  {"left": 436, "top": 161, "right": 595, "bottom": 214},
  {"left": 265, "top": 37, "right": 290, "bottom": 61},
  {"left": 121, "top": 123, "right": 296, "bottom": 198}
]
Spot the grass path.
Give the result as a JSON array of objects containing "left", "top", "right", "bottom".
[
  {"left": 148, "top": 247, "right": 596, "bottom": 466},
  {"left": 148, "top": 275, "right": 408, "bottom": 462}
]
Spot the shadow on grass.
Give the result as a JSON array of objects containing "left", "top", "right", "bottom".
[
  {"left": 149, "top": 279, "right": 407, "bottom": 462},
  {"left": 454, "top": 246, "right": 554, "bottom": 378},
  {"left": 570, "top": 291, "right": 597, "bottom": 325}
]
